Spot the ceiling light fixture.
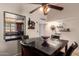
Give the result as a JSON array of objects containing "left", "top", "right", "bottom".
[{"left": 40, "top": 4, "right": 50, "bottom": 15}]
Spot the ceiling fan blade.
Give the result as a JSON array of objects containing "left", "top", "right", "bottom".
[
  {"left": 30, "top": 3, "right": 48, "bottom": 5},
  {"left": 30, "top": 6, "right": 40, "bottom": 14},
  {"left": 32, "top": 3, "right": 42, "bottom": 4},
  {"left": 48, "top": 4, "right": 64, "bottom": 10}
]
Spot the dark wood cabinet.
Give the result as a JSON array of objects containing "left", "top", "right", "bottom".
[
  {"left": 21, "top": 45, "right": 33, "bottom": 56},
  {"left": 21, "top": 44, "right": 46, "bottom": 56}
]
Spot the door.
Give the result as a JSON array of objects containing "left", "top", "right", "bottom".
[{"left": 39, "top": 23, "right": 46, "bottom": 37}]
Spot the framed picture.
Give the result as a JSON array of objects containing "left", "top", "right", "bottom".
[{"left": 28, "top": 18, "right": 35, "bottom": 29}]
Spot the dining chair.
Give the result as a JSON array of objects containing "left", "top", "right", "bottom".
[{"left": 56, "top": 42, "right": 78, "bottom": 56}]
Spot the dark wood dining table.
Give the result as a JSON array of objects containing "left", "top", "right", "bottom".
[{"left": 20, "top": 39, "right": 68, "bottom": 56}]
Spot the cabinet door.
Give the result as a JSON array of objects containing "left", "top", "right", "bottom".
[{"left": 21, "top": 46, "right": 32, "bottom": 56}]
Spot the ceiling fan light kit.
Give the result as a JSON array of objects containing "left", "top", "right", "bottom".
[
  {"left": 29, "top": 3, "right": 64, "bottom": 15},
  {"left": 40, "top": 4, "right": 50, "bottom": 15}
]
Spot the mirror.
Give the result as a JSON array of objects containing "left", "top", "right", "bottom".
[{"left": 4, "top": 11, "right": 26, "bottom": 41}]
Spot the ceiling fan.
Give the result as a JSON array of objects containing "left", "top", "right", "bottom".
[{"left": 29, "top": 3, "right": 64, "bottom": 15}]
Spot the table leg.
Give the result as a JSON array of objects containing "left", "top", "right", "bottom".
[{"left": 65, "top": 43, "right": 68, "bottom": 54}]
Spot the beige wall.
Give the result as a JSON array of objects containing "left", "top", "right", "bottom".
[
  {"left": 21, "top": 4, "right": 47, "bottom": 38},
  {"left": 0, "top": 3, "right": 47, "bottom": 55},
  {"left": 0, "top": 3, "right": 22, "bottom": 55},
  {"left": 46, "top": 3, "right": 79, "bottom": 49}
]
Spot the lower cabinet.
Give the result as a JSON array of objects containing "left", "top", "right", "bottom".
[
  {"left": 21, "top": 45, "right": 33, "bottom": 56},
  {"left": 21, "top": 44, "right": 47, "bottom": 56}
]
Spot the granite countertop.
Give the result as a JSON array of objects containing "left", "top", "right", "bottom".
[{"left": 20, "top": 39, "right": 68, "bottom": 55}]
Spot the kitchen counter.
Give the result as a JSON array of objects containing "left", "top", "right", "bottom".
[{"left": 20, "top": 38, "right": 68, "bottom": 56}]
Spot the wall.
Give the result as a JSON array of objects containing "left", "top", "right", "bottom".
[
  {"left": 0, "top": 3, "right": 22, "bottom": 55},
  {"left": 21, "top": 4, "right": 47, "bottom": 38},
  {"left": 0, "top": 3, "right": 47, "bottom": 55},
  {"left": 46, "top": 3, "right": 79, "bottom": 50}
]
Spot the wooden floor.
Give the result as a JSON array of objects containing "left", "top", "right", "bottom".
[{"left": 72, "top": 50, "right": 79, "bottom": 56}]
